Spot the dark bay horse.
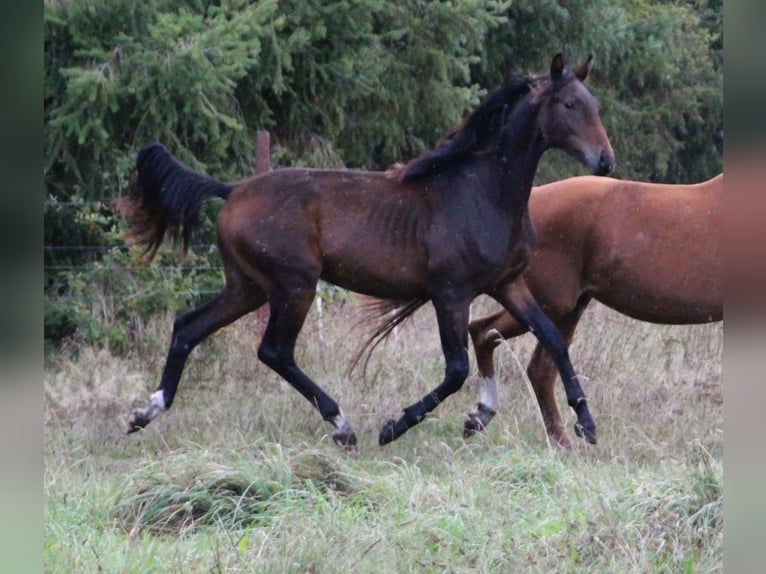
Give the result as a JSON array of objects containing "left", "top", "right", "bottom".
[
  {"left": 466, "top": 174, "right": 722, "bottom": 448},
  {"left": 121, "top": 54, "right": 614, "bottom": 448}
]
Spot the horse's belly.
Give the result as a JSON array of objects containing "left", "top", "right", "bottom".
[
  {"left": 595, "top": 278, "right": 722, "bottom": 324},
  {"left": 320, "top": 255, "right": 428, "bottom": 299},
  {"left": 591, "top": 230, "right": 722, "bottom": 324}
]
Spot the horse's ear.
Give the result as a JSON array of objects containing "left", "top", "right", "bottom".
[
  {"left": 574, "top": 54, "right": 594, "bottom": 82},
  {"left": 550, "top": 53, "right": 565, "bottom": 82}
]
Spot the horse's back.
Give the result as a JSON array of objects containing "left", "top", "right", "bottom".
[
  {"left": 527, "top": 175, "right": 722, "bottom": 323},
  {"left": 216, "top": 167, "right": 434, "bottom": 298}
]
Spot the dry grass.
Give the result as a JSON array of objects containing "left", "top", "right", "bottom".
[
  {"left": 44, "top": 294, "right": 722, "bottom": 453},
  {"left": 44, "top": 295, "right": 722, "bottom": 572}
]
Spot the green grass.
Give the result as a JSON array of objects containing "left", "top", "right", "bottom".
[{"left": 44, "top": 298, "right": 722, "bottom": 572}]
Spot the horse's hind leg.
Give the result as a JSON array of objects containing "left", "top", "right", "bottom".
[
  {"left": 525, "top": 341, "right": 571, "bottom": 448},
  {"left": 379, "top": 294, "right": 471, "bottom": 445},
  {"left": 128, "top": 283, "right": 265, "bottom": 432},
  {"left": 492, "top": 278, "right": 597, "bottom": 445},
  {"left": 257, "top": 288, "right": 356, "bottom": 449},
  {"left": 465, "top": 310, "right": 526, "bottom": 437}
]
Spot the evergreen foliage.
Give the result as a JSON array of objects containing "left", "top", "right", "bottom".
[
  {"left": 43, "top": 0, "right": 722, "bottom": 350},
  {"left": 45, "top": 0, "right": 721, "bottom": 195}
]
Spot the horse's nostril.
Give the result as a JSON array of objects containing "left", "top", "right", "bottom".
[{"left": 598, "top": 153, "right": 614, "bottom": 175}]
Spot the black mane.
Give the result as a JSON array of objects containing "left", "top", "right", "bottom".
[{"left": 393, "top": 74, "right": 534, "bottom": 182}]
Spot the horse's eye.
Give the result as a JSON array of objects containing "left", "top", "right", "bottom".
[{"left": 564, "top": 101, "right": 575, "bottom": 109}]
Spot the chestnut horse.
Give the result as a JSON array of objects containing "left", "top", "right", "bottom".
[
  {"left": 467, "top": 173, "right": 722, "bottom": 448},
  {"left": 121, "top": 54, "right": 614, "bottom": 448}
]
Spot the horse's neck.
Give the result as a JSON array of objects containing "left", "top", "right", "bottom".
[
  {"left": 485, "top": 149, "right": 543, "bottom": 216},
  {"left": 490, "top": 102, "right": 545, "bottom": 213}
]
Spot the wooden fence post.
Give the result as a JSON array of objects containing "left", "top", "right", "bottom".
[
  {"left": 255, "top": 130, "right": 271, "bottom": 330},
  {"left": 255, "top": 130, "right": 271, "bottom": 175}
]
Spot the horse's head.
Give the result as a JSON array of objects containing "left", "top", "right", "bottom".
[
  {"left": 394, "top": 54, "right": 614, "bottom": 183},
  {"left": 532, "top": 54, "right": 614, "bottom": 175}
]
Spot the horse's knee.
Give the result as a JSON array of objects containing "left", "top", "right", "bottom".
[
  {"left": 259, "top": 340, "right": 300, "bottom": 376},
  {"left": 257, "top": 341, "right": 282, "bottom": 369},
  {"left": 171, "top": 331, "right": 192, "bottom": 350},
  {"left": 445, "top": 358, "right": 470, "bottom": 387},
  {"left": 469, "top": 318, "right": 502, "bottom": 350}
]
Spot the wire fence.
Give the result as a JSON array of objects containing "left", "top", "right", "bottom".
[
  {"left": 44, "top": 200, "right": 221, "bottom": 273},
  {"left": 44, "top": 245, "right": 224, "bottom": 272},
  {"left": 44, "top": 197, "right": 225, "bottom": 302}
]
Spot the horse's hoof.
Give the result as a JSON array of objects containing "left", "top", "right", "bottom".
[
  {"left": 463, "top": 404, "right": 496, "bottom": 438},
  {"left": 463, "top": 419, "right": 480, "bottom": 438},
  {"left": 332, "top": 429, "right": 358, "bottom": 451},
  {"left": 378, "top": 419, "right": 398, "bottom": 446},
  {"left": 126, "top": 412, "right": 150, "bottom": 434},
  {"left": 574, "top": 423, "right": 597, "bottom": 445},
  {"left": 463, "top": 415, "right": 485, "bottom": 438},
  {"left": 554, "top": 437, "right": 574, "bottom": 451}
]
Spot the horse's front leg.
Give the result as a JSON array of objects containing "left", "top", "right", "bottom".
[
  {"left": 379, "top": 294, "right": 471, "bottom": 445},
  {"left": 490, "top": 277, "right": 596, "bottom": 446},
  {"left": 523, "top": 299, "right": 592, "bottom": 449}
]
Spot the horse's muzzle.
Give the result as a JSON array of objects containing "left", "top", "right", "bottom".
[{"left": 595, "top": 150, "right": 615, "bottom": 176}]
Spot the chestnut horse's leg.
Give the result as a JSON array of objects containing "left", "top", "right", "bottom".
[
  {"left": 257, "top": 286, "right": 357, "bottom": 449},
  {"left": 128, "top": 283, "right": 265, "bottom": 432},
  {"left": 491, "top": 278, "right": 597, "bottom": 445},
  {"left": 379, "top": 294, "right": 471, "bottom": 445}
]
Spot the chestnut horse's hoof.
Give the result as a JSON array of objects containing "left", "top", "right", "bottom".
[
  {"left": 574, "top": 422, "right": 597, "bottom": 444},
  {"left": 126, "top": 412, "right": 150, "bottom": 434},
  {"left": 332, "top": 428, "right": 358, "bottom": 451}
]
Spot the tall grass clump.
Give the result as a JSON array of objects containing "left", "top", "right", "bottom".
[{"left": 110, "top": 445, "right": 372, "bottom": 537}]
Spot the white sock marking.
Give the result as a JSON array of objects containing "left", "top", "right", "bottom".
[
  {"left": 139, "top": 390, "right": 167, "bottom": 421},
  {"left": 478, "top": 376, "right": 499, "bottom": 412}
]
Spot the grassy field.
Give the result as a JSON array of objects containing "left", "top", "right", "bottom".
[{"left": 44, "top": 296, "right": 722, "bottom": 573}]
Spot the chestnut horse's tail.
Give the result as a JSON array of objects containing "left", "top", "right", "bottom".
[{"left": 119, "top": 143, "right": 235, "bottom": 262}]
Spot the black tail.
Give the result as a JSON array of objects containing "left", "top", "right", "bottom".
[
  {"left": 349, "top": 296, "right": 430, "bottom": 378},
  {"left": 119, "top": 143, "right": 235, "bottom": 262}
]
